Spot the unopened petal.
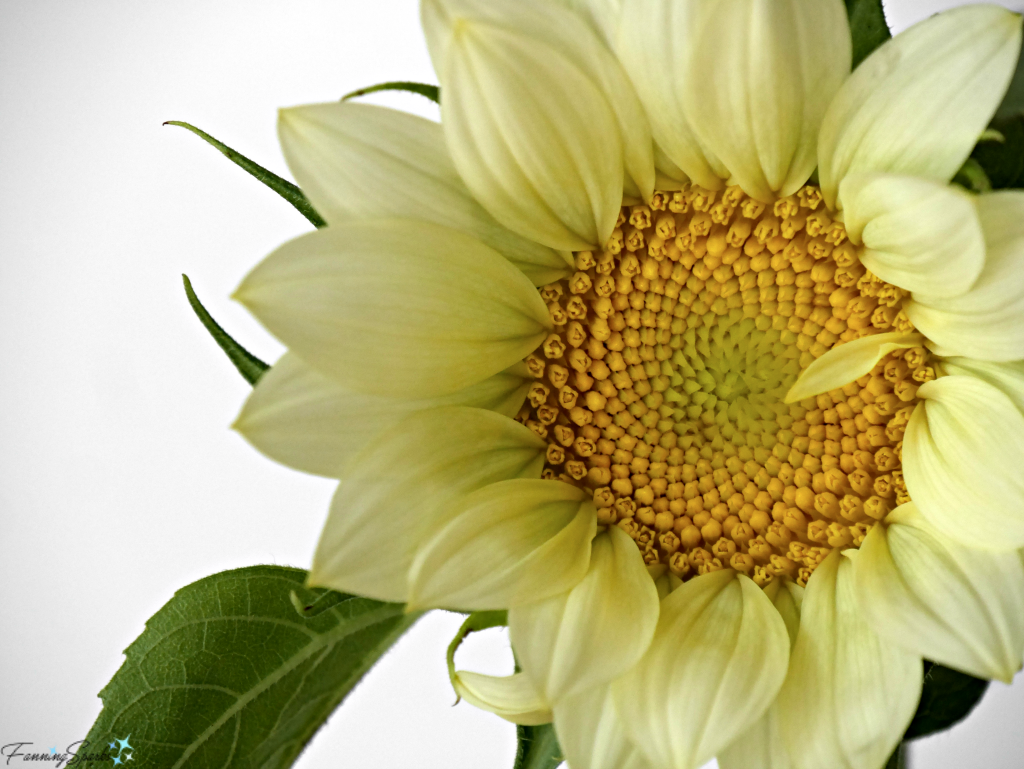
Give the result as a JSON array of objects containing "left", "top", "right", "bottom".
[
  {"left": 685, "top": 0, "right": 850, "bottom": 202},
  {"left": 555, "top": 684, "right": 652, "bottom": 769},
  {"left": 613, "top": 0, "right": 722, "bottom": 189},
  {"left": 786, "top": 331, "right": 921, "bottom": 403},
  {"left": 509, "top": 526, "right": 659, "bottom": 701},
  {"left": 818, "top": 4, "right": 1022, "bottom": 209},
  {"left": 840, "top": 173, "right": 984, "bottom": 297},
  {"left": 235, "top": 220, "right": 550, "bottom": 399},
  {"left": 908, "top": 191, "right": 1024, "bottom": 361},
  {"left": 423, "top": 0, "right": 653, "bottom": 250},
  {"left": 453, "top": 671, "right": 552, "bottom": 726},
  {"left": 856, "top": 503, "right": 1024, "bottom": 682},
  {"left": 235, "top": 353, "right": 532, "bottom": 478},
  {"left": 903, "top": 375, "right": 1024, "bottom": 549},
  {"left": 308, "top": 407, "right": 546, "bottom": 601},
  {"left": 407, "top": 479, "right": 596, "bottom": 611},
  {"left": 777, "top": 551, "right": 922, "bottom": 769},
  {"left": 614, "top": 570, "right": 790, "bottom": 769}
]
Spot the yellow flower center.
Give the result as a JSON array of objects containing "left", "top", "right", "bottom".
[{"left": 517, "top": 184, "right": 935, "bottom": 588}]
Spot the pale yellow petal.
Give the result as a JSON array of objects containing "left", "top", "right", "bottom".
[
  {"left": 234, "top": 220, "right": 550, "bottom": 399},
  {"left": 941, "top": 357, "right": 1024, "bottom": 415},
  {"left": 908, "top": 191, "right": 1024, "bottom": 361},
  {"left": 856, "top": 503, "right": 1024, "bottom": 682},
  {"left": 235, "top": 353, "right": 532, "bottom": 478},
  {"left": 777, "top": 551, "right": 922, "bottom": 769},
  {"left": 277, "top": 102, "right": 570, "bottom": 286},
  {"left": 785, "top": 331, "right": 921, "bottom": 403},
  {"left": 903, "top": 375, "right": 1024, "bottom": 549},
  {"left": 422, "top": 0, "right": 653, "bottom": 250},
  {"left": 840, "top": 173, "right": 984, "bottom": 297},
  {"left": 818, "top": 4, "right": 1022, "bottom": 209},
  {"left": 453, "top": 671, "right": 553, "bottom": 726},
  {"left": 614, "top": 570, "right": 790, "bottom": 769},
  {"left": 685, "top": 0, "right": 850, "bottom": 202},
  {"left": 407, "top": 479, "right": 596, "bottom": 611},
  {"left": 554, "top": 684, "right": 652, "bottom": 769},
  {"left": 509, "top": 526, "right": 659, "bottom": 701},
  {"left": 308, "top": 407, "right": 546, "bottom": 602}
]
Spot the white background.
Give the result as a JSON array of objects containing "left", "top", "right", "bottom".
[{"left": 1, "top": 1, "right": 1023, "bottom": 767}]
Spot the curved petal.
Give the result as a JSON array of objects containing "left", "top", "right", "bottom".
[
  {"left": 840, "top": 173, "right": 985, "bottom": 298},
  {"left": 453, "top": 671, "right": 553, "bottom": 726},
  {"left": 308, "top": 407, "right": 546, "bottom": 601},
  {"left": 407, "top": 479, "right": 597, "bottom": 611},
  {"left": 613, "top": 0, "right": 723, "bottom": 189},
  {"left": 818, "top": 4, "right": 1022, "bottom": 209},
  {"left": 509, "top": 526, "right": 659, "bottom": 701},
  {"left": 908, "top": 191, "right": 1024, "bottom": 361},
  {"left": 554, "top": 683, "right": 652, "bottom": 769},
  {"left": 278, "top": 102, "right": 571, "bottom": 286},
  {"left": 785, "top": 331, "right": 922, "bottom": 403},
  {"left": 903, "top": 375, "right": 1024, "bottom": 549},
  {"left": 941, "top": 357, "right": 1024, "bottom": 415},
  {"left": 776, "top": 551, "right": 922, "bottom": 769},
  {"left": 234, "top": 220, "right": 550, "bottom": 399},
  {"left": 856, "top": 503, "right": 1024, "bottom": 682},
  {"left": 614, "top": 570, "right": 790, "bottom": 769},
  {"left": 684, "top": 0, "right": 850, "bottom": 202},
  {"left": 718, "top": 579, "right": 804, "bottom": 769},
  {"left": 551, "top": 0, "right": 623, "bottom": 44},
  {"left": 422, "top": 0, "right": 654, "bottom": 250},
  {"left": 235, "top": 353, "right": 532, "bottom": 478}
]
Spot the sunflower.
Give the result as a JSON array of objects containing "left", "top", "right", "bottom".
[{"left": 231, "top": 1, "right": 1024, "bottom": 767}]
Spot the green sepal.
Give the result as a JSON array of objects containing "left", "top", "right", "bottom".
[
  {"left": 970, "top": 115, "right": 1024, "bottom": 189},
  {"left": 78, "top": 565, "right": 420, "bottom": 768},
  {"left": 903, "top": 661, "right": 989, "bottom": 741},
  {"left": 445, "top": 610, "right": 508, "bottom": 688},
  {"left": 844, "top": 0, "right": 891, "bottom": 70},
  {"left": 952, "top": 158, "right": 994, "bottom": 193},
  {"left": 183, "top": 274, "right": 268, "bottom": 386},
  {"left": 165, "top": 120, "right": 326, "bottom": 228},
  {"left": 513, "top": 724, "right": 564, "bottom": 769},
  {"left": 342, "top": 81, "right": 440, "bottom": 104}
]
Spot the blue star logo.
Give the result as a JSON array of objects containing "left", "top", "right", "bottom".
[
  {"left": 108, "top": 741, "right": 117, "bottom": 751},
  {"left": 125, "top": 754, "right": 133, "bottom": 762},
  {"left": 116, "top": 735, "right": 133, "bottom": 754},
  {"left": 50, "top": 748, "right": 57, "bottom": 755},
  {"left": 112, "top": 758, "right": 122, "bottom": 767}
]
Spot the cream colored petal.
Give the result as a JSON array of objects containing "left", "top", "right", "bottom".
[
  {"left": 786, "top": 331, "right": 922, "bottom": 403},
  {"left": 818, "top": 4, "right": 1022, "bottom": 209},
  {"left": 908, "top": 191, "right": 1024, "bottom": 361},
  {"left": 718, "top": 579, "right": 804, "bottom": 769},
  {"left": 235, "top": 220, "right": 550, "bottom": 399},
  {"left": 277, "top": 102, "right": 570, "bottom": 286},
  {"left": 777, "top": 551, "right": 922, "bottom": 769},
  {"left": 840, "top": 173, "right": 984, "bottom": 297},
  {"left": 453, "top": 671, "right": 553, "bottom": 726},
  {"left": 550, "top": 0, "right": 622, "bottom": 45},
  {"left": 684, "top": 0, "right": 850, "bottom": 202},
  {"left": 613, "top": 0, "right": 722, "bottom": 190},
  {"left": 308, "top": 407, "right": 546, "bottom": 602},
  {"left": 903, "top": 375, "right": 1024, "bottom": 549},
  {"left": 856, "top": 503, "right": 1024, "bottom": 682},
  {"left": 614, "top": 570, "right": 790, "bottom": 769},
  {"left": 509, "top": 526, "right": 659, "bottom": 701},
  {"left": 235, "top": 353, "right": 532, "bottom": 478},
  {"left": 554, "top": 684, "right": 652, "bottom": 769},
  {"left": 407, "top": 479, "right": 597, "bottom": 611},
  {"left": 422, "top": 0, "right": 653, "bottom": 251},
  {"left": 942, "top": 357, "right": 1024, "bottom": 415}
]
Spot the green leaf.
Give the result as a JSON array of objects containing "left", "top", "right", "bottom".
[
  {"left": 165, "top": 120, "right": 326, "bottom": 228},
  {"left": 183, "top": 274, "right": 268, "bottom": 386},
  {"left": 80, "top": 565, "right": 420, "bottom": 768},
  {"left": 844, "top": 0, "right": 891, "bottom": 70},
  {"left": 884, "top": 742, "right": 907, "bottom": 769},
  {"left": 341, "top": 81, "right": 440, "bottom": 104},
  {"left": 971, "top": 114, "right": 1024, "bottom": 189},
  {"left": 514, "top": 724, "right": 563, "bottom": 769},
  {"left": 904, "top": 662, "right": 989, "bottom": 741}
]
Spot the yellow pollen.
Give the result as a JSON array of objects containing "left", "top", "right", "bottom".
[{"left": 517, "top": 184, "right": 932, "bottom": 589}]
